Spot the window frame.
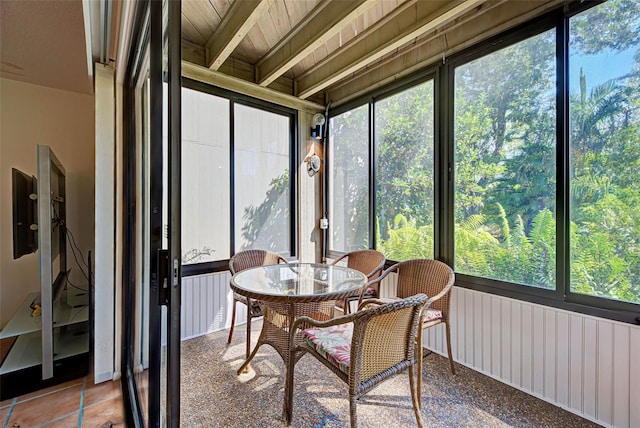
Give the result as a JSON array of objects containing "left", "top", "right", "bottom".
[
  {"left": 327, "top": 68, "right": 439, "bottom": 266},
  {"left": 445, "top": 14, "right": 565, "bottom": 303},
  {"left": 326, "top": 3, "right": 640, "bottom": 324},
  {"left": 181, "top": 78, "right": 298, "bottom": 277}
]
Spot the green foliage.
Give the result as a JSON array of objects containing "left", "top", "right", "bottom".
[
  {"left": 570, "top": 0, "right": 640, "bottom": 55},
  {"left": 375, "top": 82, "right": 435, "bottom": 239},
  {"left": 333, "top": 1, "right": 640, "bottom": 305},
  {"left": 377, "top": 214, "right": 434, "bottom": 261}
]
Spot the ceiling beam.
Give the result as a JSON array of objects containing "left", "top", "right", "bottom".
[
  {"left": 205, "top": 0, "right": 275, "bottom": 70},
  {"left": 183, "top": 61, "right": 324, "bottom": 113},
  {"left": 295, "top": 0, "right": 487, "bottom": 99},
  {"left": 256, "top": 0, "right": 378, "bottom": 87},
  {"left": 326, "top": 0, "right": 566, "bottom": 107}
]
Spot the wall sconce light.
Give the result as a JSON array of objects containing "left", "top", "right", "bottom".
[
  {"left": 310, "top": 125, "right": 322, "bottom": 139},
  {"left": 305, "top": 153, "right": 321, "bottom": 176},
  {"left": 310, "top": 113, "right": 325, "bottom": 140},
  {"left": 306, "top": 113, "right": 325, "bottom": 176}
]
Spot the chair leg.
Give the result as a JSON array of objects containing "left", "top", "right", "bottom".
[
  {"left": 349, "top": 396, "right": 357, "bottom": 428},
  {"left": 445, "top": 322, "right": 455, "bottom": 375},
  {"left": 409, "top": 365, "right": 425, "bottom": 428},
  {"left": 416, "top": 327, "right": 423, "bottom": 409},
  {"left": 245, "top": 302, "right": 253, "bottom": 360},
  {"left": 227, "top": 300, "right": 237, "bottom": 344}
]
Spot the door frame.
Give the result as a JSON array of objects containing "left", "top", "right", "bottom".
[{"left": 121, "top": 0, "right": 181, "bottom": 426}]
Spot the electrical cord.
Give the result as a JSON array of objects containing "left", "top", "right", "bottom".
[
  {"left": 51, "top": 202, "right": 92, "bottom": 292},
  {"left": 51, "top": 204, "right": 89, "bottom": 276}
]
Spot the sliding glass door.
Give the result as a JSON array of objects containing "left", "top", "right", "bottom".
[{"left": 123, "top": 0, "right": 181, "bottom": 426}]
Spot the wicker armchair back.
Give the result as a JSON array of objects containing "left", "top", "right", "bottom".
[
  {"left": 364, "top": 259, "right": 456, "bottom": 378},
  {"left": 227, "top": 250, "right": 287, "bottom": 358},
  {"left": 330, "top": 250, "right": 385, "bottom": 313}
]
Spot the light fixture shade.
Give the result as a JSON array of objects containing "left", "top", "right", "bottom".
[
  {"left": 310, "top": 113, "right": 325, "bottom": 140},
  {"left": 305, "top": 153, "right": 321, "bottom": 176}
]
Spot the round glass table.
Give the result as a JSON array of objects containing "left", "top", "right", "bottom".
[
  {"left": 231, "top": 262, "right": 367, "bottom": 302},
  {"left": 230, "top": 262, "right": 367, "bottom": 421}
]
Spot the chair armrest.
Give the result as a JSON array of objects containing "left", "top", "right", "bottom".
[
  {"left": 362, "top": 264, "right": 393, "bottom": 289},
  {"left": 356, "top": 298, "right": 387, "bottom": 311},
  {"left": 329, "top": 253, "right": 348, "bottom": 266},
  {"left": 291, "top": 313, "right": 356, "bottom": 332},
  {"left": 355, "top": 263, "right": 400, "bottom": 306}
]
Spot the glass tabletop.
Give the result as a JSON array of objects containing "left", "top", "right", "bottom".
[{"left": 230, "top": 262, "right": 367, "bottom": 301}]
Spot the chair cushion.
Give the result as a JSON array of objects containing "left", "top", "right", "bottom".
[
  {"left": 303, "top": 323, "right": 353, "bottom": 375},
  {"left": 424, "top": 309, "right": 442, "bottom": 322},
  {"left": 363, "top": 287, "right": 377, "bottom": 298}
]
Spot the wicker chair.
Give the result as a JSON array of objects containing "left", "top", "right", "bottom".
[
  {"left": 364, "top": 259, "right": 456, "bottom": 380},
  {"left": 227, "top": 249, "right": 287, "bottom": 358},
  {"left": 330, "top": 250, "right": 386, "bottom": 314},
  {"left": 287, "top": 294, "right": 428, "bottom": 427}
]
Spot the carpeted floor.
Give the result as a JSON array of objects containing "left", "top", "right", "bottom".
[{"left": 180, "top": 321, "right": 601, "bottom": 427}]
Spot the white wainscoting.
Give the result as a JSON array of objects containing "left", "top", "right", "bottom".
[
  {"left": 181, "top": 271, "right": 239, "bottom": 340},
  {"left": 415, "top": 285, "right": 639, "bottom": 428},
  {"left": 182, "top": 271, "right": 639, "bottom": 428}
]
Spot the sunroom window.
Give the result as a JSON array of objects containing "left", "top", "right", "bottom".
[
  {"left": 568, "top": 2, "right": 640, "bottom": 305},
  {"left": 453, "top": 29, "right": 557, "bottom": 289}
]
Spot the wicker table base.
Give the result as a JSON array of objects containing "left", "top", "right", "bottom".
[
  {"left": 230, "top": 263, "right": 367, "bottom": 423},
  {"left": 236, "top": 300, "right": 336, "bottom": 420}
]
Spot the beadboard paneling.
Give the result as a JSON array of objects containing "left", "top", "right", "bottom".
[
  {"left": 181, "top": 271, "right": 238, "bottom": 340},
  {"left": 416, "top": 284, "right": 639, "bottom": 428}
]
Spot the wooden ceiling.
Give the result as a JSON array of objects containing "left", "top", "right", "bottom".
[{"left": 181, "top": 0, "right": 568, "bottom": 108}]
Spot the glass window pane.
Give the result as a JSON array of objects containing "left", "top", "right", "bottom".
[
  {"left": 569, "top": 1, "right": 640, "bottom": 304},
  {"left": 234, "top": 104, "right": 290, "bottom": 255},
  {"left": 329, "top": 105, "right": 369, "bottom": 252},
  {"left": 181, "top": 88, "right": 230, "bottom": 263},
  {"left": 454, "top": 29, "right": 557, "bottom": 289},
  {"left": 375, "top": 81, "right": 435, "bottom": 261}
]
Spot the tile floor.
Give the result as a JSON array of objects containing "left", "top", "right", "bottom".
[{"left": 0, "top": 375, "right": 125, "bottom": 427}]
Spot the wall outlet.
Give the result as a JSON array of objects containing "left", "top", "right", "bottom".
[{"left": 320, "top": 218, "right": 328, "bottom": 229}]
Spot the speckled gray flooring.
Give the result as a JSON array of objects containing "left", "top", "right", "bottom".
[{"left": 181, "top": 321, "right": 601, "bottom": 427}]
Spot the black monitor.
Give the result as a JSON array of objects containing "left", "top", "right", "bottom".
[{"left": 12, "top": 168, "right": 38, "bottom": 259}]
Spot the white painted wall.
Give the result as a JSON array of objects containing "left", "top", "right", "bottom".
[
  {"left": 0, "top": 78, "right": 95, "bottom": 328},
  {"left": 93, "top": 64, "right": 116, "bottom": 383}
]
